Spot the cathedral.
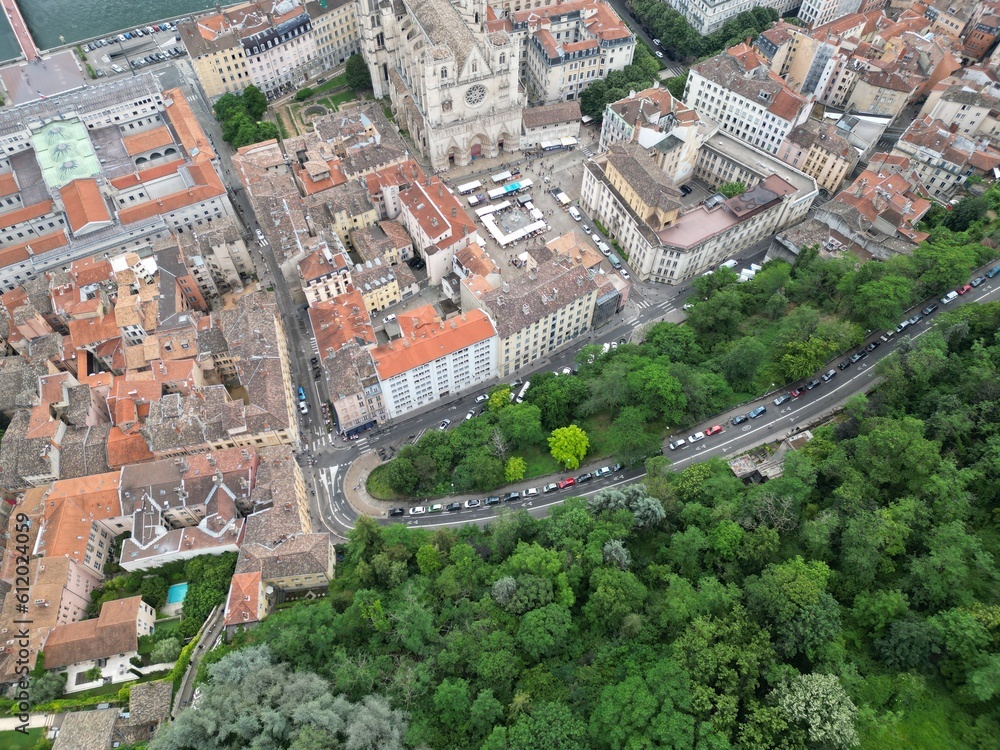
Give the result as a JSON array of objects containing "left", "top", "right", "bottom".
[{"left": 357, "top": 0, "right": 523, "bottom": 171}]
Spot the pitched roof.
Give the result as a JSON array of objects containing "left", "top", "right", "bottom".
[
  {"left": 59, "top": 179, "right": 112, "bottom": 235},
  {"left": 52, "top": 708, "right": 119, "bottom": 750},
  {"left": 223, "top": 571, "right": 262, "bottom": 628},
  {"left": 36, "top": 472, "right": 124, "bottom": 563},
  {"left": 44, "top": 596, "right": 144, "bottom": 669},
  {"left": 369, "top": 306, "right": 496, "bottom": 379},
  {"left": 122, "top": 125, "right": 175, "bottom": 156},
  {"left": 522, "top": 100, "right": 582, "bottom": 129}
]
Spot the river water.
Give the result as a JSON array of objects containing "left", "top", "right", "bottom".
[{"left": 0, "top": 0, "right": 244, "bottom": 62}]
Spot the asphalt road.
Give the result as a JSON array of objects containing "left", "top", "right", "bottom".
[{"left": 312, "top": 268, "right": 1000, "bottom": 533}]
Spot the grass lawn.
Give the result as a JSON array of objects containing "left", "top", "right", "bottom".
[
  {"left": 313, "top": 73, "right": 348, "bottom": 94},
  {"left": 518, "top": 444, "right": 562, "bottom": 480},
  {"left": 579, "top": 413, "right": 614, "bottom": 462},
  {"left": 0, "top": 728, "right": 44, "bottom": 748},
  {"left": 366, "top": 464, "right": 402, "bottom": 501},
  {"left": 860, "top": 687, "right": 977, "bottom": 750},
  {"left": 328, "top": 89, "right": 357, "bottom": 108}
]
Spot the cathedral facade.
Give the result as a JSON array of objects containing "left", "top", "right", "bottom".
[{"left": 357, "top": 0, "right": 523, "bottom": 171}]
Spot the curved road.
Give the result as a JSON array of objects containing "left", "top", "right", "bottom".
[{"left": 310, "top": 271, "right": 1000, "bottom": 533}]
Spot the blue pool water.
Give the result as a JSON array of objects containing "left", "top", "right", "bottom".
[{"left": 166, "top": 582, "right": 188, "bottom": 605}]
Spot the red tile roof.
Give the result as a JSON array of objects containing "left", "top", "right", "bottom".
[
  {"left": 59, "top": 179, "right": 112, "bottom": 234},
  {"left": 109, "top": 159, "right": 185, "bottom": 190},
  {"left": 122, "top": 126, "right": 175, "bottom": 157},
  {"left": 370, "top": 306, "right": 495, "bottom": 379},
  {"left": 0, "top": 199, "right": 54, "bottom": 229}
]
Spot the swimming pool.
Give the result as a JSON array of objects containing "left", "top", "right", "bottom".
[{"left": 166, "top": 582, "right": 188, "bottom": 605}]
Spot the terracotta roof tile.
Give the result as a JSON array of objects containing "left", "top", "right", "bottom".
[
  {"left": 0, "top": 199, "right": 54, "bottom": 229},
  {"left": 109, "top": 159, "right": 185, "bottom": 190},
  {"left": 370, "top": 306, "right": 495, "bottom": 379},
  {"left": 0, "top": 171, "right": 18, "bottom": 197},
  {"left": 224, "top": 571, "right": 262, "bottom": 628},
  {"left": 162, "top": 88, "right": 216, "bottom": 161},
  {"left": 59, "top": 179, "right": 112, "bottom": 234},
  {"left": 122, "top": 125, "right": 175, "bottom": 157},
  {"left": 43, "top": 596, "right": 144, "bottom": 669}
]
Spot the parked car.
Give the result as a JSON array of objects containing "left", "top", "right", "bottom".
[
  {"left": 805, "top": 379, "right": 821, "bottom": 390},
  {"left": 986, "top": 265, "right": 1000, "bottom": 278},
  {"left": 907, "top": 314, "right": 923, "bottom": 325},
  {"left": 921, "top": 303, "right": 938, "bottom": 316},
  {"left": 668, "top": 438, "right": 687, "bottom": 451},
  {"left": 593, "top": 466, "right": 612, "bottom": 477},
  {"left": 688, "top": 431, "right": 706, "bottom": 443},
  {"left": 748, "top": 406, "right": 767, "bottom": 419},
  {"left": 791, "top": 388, "right": 805, "bottom": 398},
  {"left": 849, "top": 351, "right": 867, "bottom": 364},
  {"left": 464, "top": 498, "right": 481, "bottom": 509},
  {"left": 503, "top": 491, "right": 521, "bottom": 502},
  {"left": 866, "top": 340, "right": 881, "bottom": 352},
  {"left": 438, "top": 419, "right": 451, "bottom": 430},
  {"left": 484, "top": 496, "right": 502, "bottom": 506},
  {"left": 475, "top": 393, "right": 489, "bottom": 403},
  {"left": 523, "top": 487, "right": 539, "bottom": 497},
  {"left": 428, "top": 504, "right": 443, "bottom": 513},
  {"left": 940, "top": 291, "right": 959, "bottom": 304},
  {"left": 880, "top": 329, "right": 896, "bottom": 343},
  {"left": 957, "top": 283, "right": 972, "bottom": 295},
  {"left": 577, "top": 473, "right": 593, "bottom": 483},
  {"left": 773, "top": 393, "right": 791, "bottom": 406},
  {"left": 388, "top": 508, "right": 405, "bottom": 517},
  {"left": 446, "top": 502, "right": 462, "bottom": 512},
  {"left": 409, "top": 506, "right": 426, "bottom": 515},
  {"left": 465, "top": 410, "right": 475, "bottom": 421},
  {"left": 558, "top": 477, "right": 576, "bottom": 489},
  {"left": 543, "top": 483, "right": 559, "bottom": 493},
  {"left": 705, "top": 425, "right": 723, "bottom": 436},
  {"left": 970, "top": 276, "right": 985, "bottom": 287},
  {"left": 821, "top": 369, "right": 837, "bottom": 382},
  {"left": 731, "top": 414, "right": 749, "bottom": 425},
  {"left": 611, "top": 463, "right": 623, "bottom": 472}
]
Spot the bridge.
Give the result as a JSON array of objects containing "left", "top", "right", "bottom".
[{"left": 2, "top": 0, "right": 39, "bottom": 62}]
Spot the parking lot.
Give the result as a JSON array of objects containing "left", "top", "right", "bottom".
[{"left": 80, "top": 22, "right": 186, "bottom": 78}]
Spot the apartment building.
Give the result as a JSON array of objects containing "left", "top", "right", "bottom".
[
  {"left": 891, "top": 116, "right": 1000, "bottom": 200},
  {"left": 776, "top": 119, "right": 859, "bottom": 193},
  {"left": 799, "top": 0, "right": 863, "bottom": 28},
  {"left": 659, "top": 0, "right": 801, "bottom": 36},
  {"left": 0, "top": 76, "right": 231, "bottom": 294},
  {"left": 774, "top": 152, "right": 931, "bottom": 259},
  {"left": 506, "top": 0, "right": 635, "bottom": 105},
  {"left": 398, "top": 173, "right": 478, "bottom": 286},
  {"left": 521, "top": 101, "right": 583, "bottom": 151},
  {"left": 307, "top": 289, "right": 385, "bottom": 434},
  {"left": 598, "top": 85, "right": 704, "bottom": 170},
  {"left": 468, "top": 239, "right": 610, "bottom": 377},
  {"left": 297, "top": 238, "right": 352, "bottom": 304},
  {"left": 180, "top": 0, "right": 361, "bottom": 99},
  {"left": 371, "top": 305, "right": 497, "bottom": 419},
  {"left": 684, "top": 44, "right": 813, "bottom": 155},
  {"left": 920, "top": 77, "right": 1000, "bottom": 139},
  {"left": 581, "top": 131, "right": 817, "bottom": 285}
]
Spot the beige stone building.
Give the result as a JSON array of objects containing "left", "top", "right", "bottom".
[
  {"left": 776, "top": 119, "right": 858, "bottom": 194},
  {"left": 298, "top": 240, "right": 352, "bottom": 305},
  {"left": 358, "top": 0, "right": 523, "bottom": 170},
  {"left": 581, "top": 129, "right": 817, "bottom": 285}
]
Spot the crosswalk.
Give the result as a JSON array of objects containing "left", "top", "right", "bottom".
[
  {"left": 632, "top": 298, "right": 676, "bottom": 312},
  {"left": 581, "top": 146, "right": 595, "bottom": 158},
  {"left": 307, "top": 432, "right": 370, "bottom": 452}
]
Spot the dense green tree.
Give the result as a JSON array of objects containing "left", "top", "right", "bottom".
[
  {"left": 498, "top": 404, "right": 545, "bottom": 448},
  {"left": 548, "top": 424, "right": 590, "bottom": 470},
  {"left": 242, "top": 85, "right": 267, "bottom": 118},
  {"left": 345, "top": 54, "right": 372, "bottom": 91},
  {"left": 773, "top": 674, "right": 859, "bottom": 750},
  {"left": 719, "top": 336, "right": 768, "bottom": 390},
  {"left": 517, "top": 603, "right": 573, "bottom": 661},
  {"left": 605, "top": 406, "right": 662, "bottom": 467}
]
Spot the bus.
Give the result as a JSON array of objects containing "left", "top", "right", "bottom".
[{"left": 457, "top": 180, "right": 482, "bottom": 195}]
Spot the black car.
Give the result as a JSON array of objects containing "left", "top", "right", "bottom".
[
  {"left": 577, "top": 473, "right": 593, "bottom": 483},
  {"left": 310, "top": 356, "right": 318, "bottom": 365},
  {"left": 611, "top": 463, "right": 623, "bottom": 472},
  {"left": 805, "top": 379, "right": 821, "bottom": 390},
  {"left": 503, "top": 491, "right": 521, "bottom": 502},
  {"left": 446, "top": 502, "right": 462, "bottom": 512},
  {"left": 921, "top": 303, "right": 938, "bottom": 316},
  {"left": 388, "top": 508, "right": 405, "bottom": 517},
  {"left": 866, "top": 340, "right": 881, "bottom": 352},
  {"left": 748, "top": 406, "right": 767, "bottom": 419},
  {"left": 838, "top": 360, "right": 852, "bottom": 370},
  {"left": 680, "top": 184, "right": 693, "bottom": 196},
  {"left": 731, "top": 414, "right": 749, "bottom": 425},
  {"left": 970, "top": 276, "right": 985, "bottom": 287},
  {"left": 484, "top": 496, "right": 502, "bottom": 506},
  {"left": 312, "top": 368, "right": 322, "bottom": 379}
]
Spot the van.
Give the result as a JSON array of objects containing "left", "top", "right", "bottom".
[
  {"left": 608, "top": 253, "right": 622, "bottom": 270},
  {"left": 940, "top": 291, "right": 958, "bottom": 304},
  {"left": 597, "top": 241, "right": 611, "bottom": 256},
  {"left": 515, "top": 381, "right": 531, "bottom": 403},
  {"left": 568, "top": 206, "right": 582, "bottom": 221},
  {"left": 719, "top": 259, "right": 738, "bottom": 269}
]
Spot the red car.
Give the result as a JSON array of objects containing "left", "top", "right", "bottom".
[
  {"left": 957, "top": 284, "right": 972, "bottom": 295},
  {"left": 705, "top": 425, "right": 723, "bottom": 436},
  {"left": 558, "top": 477, "right": 576, "bottom": 489},
  {"left": 791, "top": 388, "right": 806, "bottom": 398}
]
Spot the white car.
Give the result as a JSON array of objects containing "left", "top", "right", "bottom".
[
  {"left": 465, "top": 410, "right": 475, "bottom": 421},
  {"left": 655, "top": 51, "right": 664, "bottom": 59},
  {"left": 383, "top": 314, "right": 397, "bottom": 324},
  {"left": 299, "top": 403, "right": 308, "bottom": 415},
  {"left": 620, "top": 269, "right": 630, "bottom": 279},
  {"left": 523, "top": 487, "right": 539, "bottom": 497},
  {"left": 561, "top": 366, "right": 572, "bottom": 375},
  {"left": 464, "top": 498, "right": 481, "bottom": 508},
  {"left": 688, "top": 431, "right": 706, "bottom": 443},
  {"left": 409, "top": 506, "right": 426, "bottom": 515},
  {"left": 475, "top": 393, "right": 489, "bottom": 403},
  {"left": 438, "top": 419, "right": 451, "bottom": 430},
  {"left": 668, "top": 438, "right": 686, "bottom": 451},
  {"left": 591, "top": 233, "right": 601, "bottom": 244}
]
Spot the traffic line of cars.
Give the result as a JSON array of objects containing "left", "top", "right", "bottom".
[
  {"left": 668, "top": 424, "right": 723, "bottom": 451},
  {"left": 389, "top": 463, "right": 625, "bottom": 517}
]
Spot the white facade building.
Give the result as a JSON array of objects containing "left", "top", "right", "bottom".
[
  {"left": 662, "top": 0, "right": 802, "bottom": 36},
  {"left": 371, "top": 306, "right": 498, "bottom": 419}
]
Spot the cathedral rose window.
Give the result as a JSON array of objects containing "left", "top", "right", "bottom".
[{"left": 465, "top": 84, "right": 487, "bottom": 106}]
